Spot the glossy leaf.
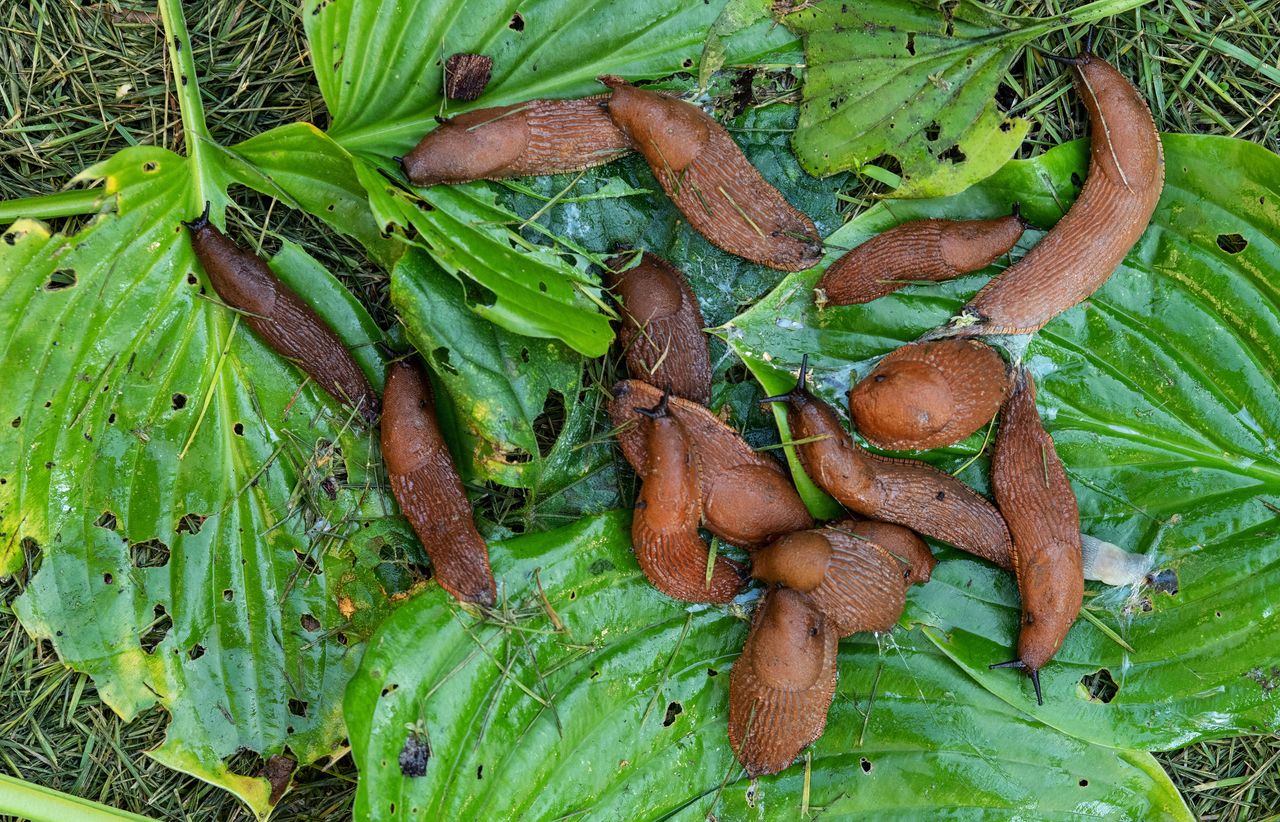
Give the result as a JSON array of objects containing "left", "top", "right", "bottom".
[
  {"left": 784, "top": 0, "right": 1147, "bottom": 196},
  {"left": 346, "top": 512, "right": 1191, "bottom": 820},
  {"left": 0, "top": 148, "right": 399, "bottom": 817},
  {"left": 726, "top": 134, "right": 1280, "bottom": 748}
]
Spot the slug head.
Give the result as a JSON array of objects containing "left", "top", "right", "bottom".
[
  {"left": 400, "top": 105, "right": 531, "bottom": 186},
  {"left": 381, "top": 361, "right": 442, "bottom": 476},
  {"left": 749, "top": 587, "right": 829, "bottom": 691},
  {"left": 751, "top": 531, "right": 832, "bottom": 592},
  {"left": 182, "top": 204, "right": 279, "bottom": 317},
  {"left": 598, "top": 75, "right": 709, "bottom": 172},
  {"left": 607, "top": 253, "right": 686, "bottom": 320},
  {"left": 989, "top": 658, "right": 1044, "bottom": 706},
  {"left": 850, "top": 359, "right": 954, "bottom": 443},
  {"left": 181, "top": 201, "right": 212, "bottom": 233}
]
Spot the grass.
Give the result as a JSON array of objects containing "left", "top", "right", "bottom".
[{"left": 1, "top": 0, "right": 1278, "bottom": 819}]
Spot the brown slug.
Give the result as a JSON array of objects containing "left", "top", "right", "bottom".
[
  {"left": 988, "top": 368, "right": 1083, "bottom": 705},
  {"left": 599, "top": 76, "right": 822, "bottom": 272},
  {"left": 444, "top": 52, "right": 493, "bottom": 101},
  {"left": 836, "top": 517, "right": 935, "bottom": 586},
  {"left": 610, "top": 380, "right": 813, "bottom": 547},
  {"left": 817, "top": 206, "right": 1028, "bottom": 305},
  {"left": 728, "top": 586, "right": 839, "bottom": 776},
  {"left": 182, "top": 204, "right": 379, "bottom": 424},
  {"left": 849, "top": 339, "right": 1011, "bottom": 451},
  {"left": 940, "top": 49, "right": 1164, "bottom": 337},
  {"left": 382, "top": 360, "right": 496, "bottom": 606},
  {"left": 751, "top": 522, "right": 912, "bottom": 637},
  {"left": 630, "top": 391, "right": 746, "bottom": 604},
  {"left": 762, "top": 357, "right": 1014, "bottom": 569},
  {"left": 400, "top": 96, "right": 633, "bottom": 187},
  {"left": 606, "top": 251, "right": 711, "bottom": 404}
]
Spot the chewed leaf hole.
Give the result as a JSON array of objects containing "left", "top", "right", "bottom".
[
  {"left": 300, "top": 613, "right": 321, "bottom": 631},
  {"left": 129, "top": 538, "right": 171, "bottom": 568},
  {"left": 1216, "top": 233, "right": 1247, "bottom": 254},
  {"left": 95, "top": 511, "right": 118, "bottom": 530},
  {"left": 509, "top": 11, "right": 524, "bottom": 30},
  {"left": 1147, "top": 568, "right": 1178, "bottom": 595},
  {"left": 432, "top": 346, "right": 458, "bottom": 375},
  {"left": 223, "top": 588, "right": 235, "bottom": 602},
  {"left": 141, "top": 603, "right": 172, "bottom": 653},
  {"left": 860, "top": 756, "right": 873, "bottom": 773},
  {"left": 939, "top": 144, "right": 966, "bottom": 163},
  {"left": 176, "top": 512, "right": 208, "bottom": 535},
  {"left": 662, "top": 701, "right": 683, "bottom": 727},
  {"left": 288, "top": 699, "right": 309, "bottom": 717},
  {"left": 45, "top": 269, "right": 77, "bottom": 291},
  {"left": 1079, "top": 668, "right": 1119, "bottom": 703},
  {"left": 399, "top": 734, "right": 431, "bottom": 777},
  {"left": 905, "top": 32, "right": 916, "bottom": 56},
  {"left": 534, "top": 390, "right": 567, "bottom": 458},
  {"left": 171, "top": 393, "right": 187, "bottom": 410},
  {"left": 924, "top": 120, "right": 940, "bottom": 141},
  {"left": 188, "top": 644, "right": 205, "bottom": 660}
]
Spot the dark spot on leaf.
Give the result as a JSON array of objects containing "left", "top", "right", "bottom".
[
  {"left": 288, "top": 699, "right": 309, "bottom": 717},
  {"left": 45, "top": 269, "right": 77, "bottom": 290},
  {"left": 176, "top": 513, "right": 207, "bottom": 535},
  {"left": 1216, "top": 233, "right": 1247, "bottom": 254},
  {"left": 399, "top": 733, "right": 431, "bottom": 777},
  {"left": 381, "top": 683, "right": 398, "bottom": 697},
  {"left": 95, "top": 511, "right": 118, "bottom": 530},
  {"left": 10, "top": 417, "right": 20, "bottom": 428},
  {"left": 662, "top": 701, "right": 683, "bottom": 726},
  {"left": 301, "top": 613, "right": 321, "bottom": 631},
  {"left": 939, "top": 144, "right": 966, "bottom": 163},
  {"left": 730, "top": 68, "right": 758, "bottom": 117},
  {"left": 130, "top": 538, "right": 170, "bottom": 568},
  {"left": 682, "top": 58, "right": 693, "bottom": 68},
  {"left": 1146, "top": 568, "right": 1178, "bottom": 595},
  {"left": 188, "top": 644, "right": 205, "bottom": 660},
  {"left": 590, "top": 669, "right": 600, "bottom": 679},
  {"left": 141, "top": 603, "right": 172, "bottom": 653},
  {"left": 223, "top": 588, "right": 234, "bottom": 602},
  {"left": 261, "top": 755, "right": 295, "bottom": 805},
  {"left": 444, "top": 52, "right": 493, "bottom": 102},
  {"left": 589, "top": 558, "right": 616, "bottom": 575},
  {"left": 171, "top": 393, "right": 187, "bottom": 410},
  {"left": 508, "top": 11, "right": 524, "bottom": 30},
  {"left": 1080, "top": 668, "right": 1118, "bottom": 703},
  {"left": 860, "top": 757, "right": 872, "bottom": 773},
  {"left": 181, "top": 75, "right": 188, "bottom": 86}
]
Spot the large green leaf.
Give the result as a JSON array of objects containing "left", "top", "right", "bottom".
[
  {"left": 345, "top": 512, "right": 1191, "bottom": 820},
  {"left": 784, "top": 0, "right": 1147, "bottom": 197},
  {"left": 0, "top": 146, "right": 401, "bottom": 816},
  {"left": 726, "top": 134, "right": 1280, "bottom": 749}
]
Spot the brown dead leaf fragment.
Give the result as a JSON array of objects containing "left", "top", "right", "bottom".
[{"left": 444, "top": 52, "right": 493, "bottom": 101}]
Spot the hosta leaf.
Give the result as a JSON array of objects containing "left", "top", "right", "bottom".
[
  {"left": 345, "top": 512, "right": 1191, "bottom": 820},
  {"left": 784, "top": 0, "right": 1147, "bottom": 197},
  {"left": 726, "top": 134, "right": 1280, "bottom": 749},
  {"left": 0, "top": 148, "right": 398, "bottom": 817}
]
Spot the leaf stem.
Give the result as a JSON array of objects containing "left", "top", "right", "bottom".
[
  {"left": 0, "top": 189, "right": 108, "bottom": 222},
  {"left": 157, "top": 0, "right": 214, "bottom": 204},
  {"left": 0, "top": 773, "right": 158, "bottom": 822}
]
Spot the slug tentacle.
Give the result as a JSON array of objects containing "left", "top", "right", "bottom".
[
  {"left": 382, "top": 361, "right": 496, "bottom": 606},
  {"left": 611, "top": 380, "right": 812, "bottom": 547},
  {"left": 600, "top": 76, "right": 821, "bottom": 272},
  {"left": 817, "top": 210, "right": 1026, "bottom": 305},
  {"left": 728, "top": 587, "right": 839, "bottom": 776},
  {"left": 183, "top": 210, "right": 380, "bottom": 424},
  {"left": 938, "top": 51, "right": 1163, "bottom": 337},
  {"left": 608, "top": 252, "right": 711, "bottom": 404},
  {"left": 849, "top": 339, "right": 1011, "bottom": 451},
  {"left": 989, "top": 368, "right": 1084, "bottom": 705},
  {"left": 764, "top": 362, "right": 1014, "bottom": 568},
  {"left": 401, "top": 96, "right": 633, "bottom": 187}
]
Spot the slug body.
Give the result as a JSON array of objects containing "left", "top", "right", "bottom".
[
  {"left": 599, "top": 76, "right": 822, "bottom": 272},
  {"left": 849, "top": 340, "right": 1010, "bottom": 451},
  {"left": 764, "top": 360, "right": 1013, "bottom": 569},
  {"left": 607, "top": 252, "right": 711, "bottom": 404},
  {"left": 183, "top": 209, "right": 379, "bottom": 424},
  {"left": 836, "top": 517, "right": 935, "bottom": 586},
  {"left": 946, "top": 54, "right": 1164, "bottom": 336},
  {"left": 382, "top": 361, "right": 496, "bottom": 606},
  {"left": 989, "top": 369, "right": 1083, "bottom": 703},
  {"left": 401, "top": 96, "right": 633, "bottom": 187},
  {"left": 728, "top": 587, "right": 839, "bottom": 776},
  {"left": 818, "top": 211, "right": 1026, "bottom": 305},
  {"left": 631, "top": 397, "right": 745, "bottom": 603},
  {"left": 611, "top": 380, "right": 813, "bottom": 547},
  {"left": 751, "top": 525, "right": 910, "bottom": 637}
]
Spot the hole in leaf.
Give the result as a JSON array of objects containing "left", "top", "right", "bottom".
[
  {"left": 399, "top": 734, "right": 431, "bottom": 777},
  {"left": 10, "top": 417, "right": 20, "bottom": 428},
  {"left": 1080, "top": 668, "right": 1119, "bottom": 703},
  {"left": 462, "top": 279, "right": 497, "bottom": 308},
  {"left": 1079, "top": 779, "right": 1089, "bottom": 787},
  {"left": 288, "top": 699, "right": 309, "bottom": 717},
  {"left": 905, "top": 32, "right": 916, "bottom": 56},
  {"left": 477, "top": 765, "right": 484, "bottom": 779},
  {"left": 860, "top": 757, "right": 873, "bottom": 773},
  {"left": 143, "top": 161, "right": 158, "bottom": 172},
  {"left": 1216, "top": 233, "right": 1247, "bottom": 254},
  {"left": 534, "top": 390, "right": 566, "bottom": 458},
  {"left": 508, "top": 11, "right": 524, "bottom": 30},
  {"left": 223, "top": 588, "right": 234, "bottom": 602},
  {"left": 103, "top": 573, "right": 114, "bottom": 585},
  {"left": 301, "top": 613, "right": 321, "bottom": 631},
  {"left": 995, "top": 82, "right": 1017, "bottom": 113},
  {"left": 45, "top": 269, "right": 77, "bottom": 291},
  {"left": 130, "top": 538, "right": 171, "bottom": 568},
  {"left": 662, "top": 701, "right": 683, "bottom": 727},
  {"left": 939, "top": 144, "right": 966, "bottom": 163},
  {"left": 294, "top": 549, "right": 320, "bottom": 574},
  {"left": 262, "top": 755, "right": 295, "bottom": 806},
  {"left": 108, "top": 413, "right": 116, "bottom": 424},
  {"left": 141, "top": 603, "right": 172, "bottom": 653},
  {"left": 519, "top": 348, "right": 531, "bottom": 364},
  {"left": 176, "top": 513, "right": 207, "bottom": 535},
  {"left": 189, "top": 644, "right": 205, "bottom": 660},
  {"left": 1146, "top": 568, "right": 1178, "bottom": 595},
  {"left": 1070, "top": 172, "right": 1084, "bottom": 189},
  {"left": 95, "top": 511, "right": 118, "bottom": 530},
  {"left": 171, "top": 393, "right": 187, "bottom": 410},
  {"left": 233, "top": 422, "right": 245, "bottom": 436},
  {"left": 924, "top": 121, "right": 940, "bottom": 141},
  {"left": 723, "top": 362, "right": 749, "bottom": 384},
  {"left": 432, "top": 346, "right": 458, "bottom": 375},
  {"left": 707, "top": 668, "right": 718, "bottom": 677}
]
